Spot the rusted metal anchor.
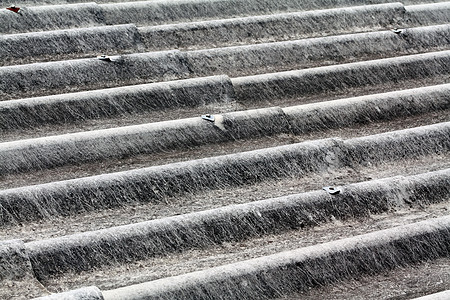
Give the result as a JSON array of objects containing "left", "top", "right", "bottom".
[{"left": 6, "top": 5, "right": 21, "bottom": 14}]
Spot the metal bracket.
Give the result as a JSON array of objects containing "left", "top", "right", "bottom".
[
  {"left": 323, "top": 186, "right": 341, "bottom": 195},
  {"left": 97, "top": 55, "right": 119, "bottom": 62},
  {"left": 391, "top": 28, "right": 407, "bottom": 37},
  {"left": 201, "top": 114, "right": 215, "bottom": 122}
]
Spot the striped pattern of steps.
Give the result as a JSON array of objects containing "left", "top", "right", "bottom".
[{"left": 0, "top": 0, "right": 449, "bottom": 300}]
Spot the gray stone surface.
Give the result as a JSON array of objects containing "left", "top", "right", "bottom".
[
  {"left": 1, "top": 84, "right": 449, "bottom": 174},
  {"left": 0, "top": 75, "right": 234, "bottom": 130},
  {"left": 32, "top": 286, "right": 104, "bottom": 300},
  {"left": 100, "top": 0, "right": 396, "bottom": 26},
  {"left": 2, "top": 24, "right": 449, "bottom": 99},
  {"left": 232, "top": 50, "right": 450, "bottom": 103},
  {"left": 0, "top": 240, "right": 33, "bottom": 281},
  {"left": 23, "top": 169, "right": 450, "bottom": 279},
  {"left": 406, "top": 2, "right": 450, "bottom": 26},
  {"left": 185, "top": 25, "right": 450, "bottom": 77},
  {"left": 0, "top": 3, "right": 105, "bottom": 34},
  {"left": 0, "top": 24, "right": 143, "bottom": 64},
  {"left": 101, "top": 215, "right": 450, "bottom": 299},
  {"left": 411, "top": 290, "right": 450, "bottom": 300},
  {"left": 0, "top": 0, "right": 449, "bottom": 299},
  {"left": 283, "top": 83, "right": 450, "bottom": 134},
  {"left": 0, "top": 138, "right": 343, "bottom": 225},
  {"left": 0, "top": 122, "right": 448, "bottom": 226},
  {"left": 0, "top": 50, "right": 191, "bottom": 99},
  {"left": 140, "top": 3, "right": 405, "bottom": 50}
]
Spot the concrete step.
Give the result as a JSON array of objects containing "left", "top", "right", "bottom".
[
  {"left": 18, "top": 169, "right": 448, "bottom": 280},
  {"left": 406, "top": 2, "right": 450, "bottom": 26},
  {"left": 1, "top": 1, "right": 448, "bottom": 299},
  {"left": 27, "top": 214, "right": 450, "bottom": 299},
  {"left": 1, "top": 26, "right": 450, "bottom": 100},
  {"left": 1, "top": 84, "right": 448, "bottom": 175},
  {"left": 0, "top": 3, "right": 405, "bottom": 65},
  {"left": 0, "top": 121, "right": 448, "bottom": 225},
  {"left": 1, "top": 1, "right": 447, "bottom": 35}
]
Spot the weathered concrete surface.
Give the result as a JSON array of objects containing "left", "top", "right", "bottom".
[
  {"left": 0, "top": 122, "right": 448, "bottom": 225},
  {"left": 1, "top": 0, "right": 449, "bottom": 299},
  {"left": 0, "top": 240, "right": 46, "bottom": 300},
  {"left": 185, "top": 25, "right": 450, "bottom": 77},
  {"left": 99, "top": 0, "right": 397, "bottom": 26},
  {"left": 0, "top": 75, "right": 234, "bottom": 132},
  {"left": 100, "top": 216, "right": 450, "bottom": 300},
  {"left": 32, "top": 195, "right": 450, "bottom": 298},
  {"left": 0, "top": 51, "right": 191, "bottom": 100},
  {"left": 0, "top": 3, "right": 105, "bottom": 34},
  {"left": 1, "top": 84, "right": 449, "bottom": 174},
  {"left": 0, "top": 3, "right": 404, "bottom": 65},
  {"left": 2, "top": 25, "right": 449, "bottom": 99},
  {"left": 32, "top": 287, "right": 104, "bottom": 300},
  {"left": 0, "top": 0, "right": 443, "bottom": 32},
  {"left": 283, "top": 83, "right": 450, "bottom": 134},
  {"left": 0, "top": 24, "right": 144, "bottom": 66},
  {"left": 0, "top": 138, "right": 343, "bottom": 224},
  {"left": 22, "top": 169, "right": 450, "bottom": 278},
  {"left": 4, "top": 2, "right": 450, "bottom": 66},
  {"left": 0, "top": 0, "right": 441, "bottom": 6},
  {"left": 140, "top": 3, "right": 405, "bottom": 50},
  {"left": 411, "top": 290, "right": 450, "bottom": 300},
  {"left": 232, "top": 50, "right": 450, "bottom": 103},
  {"left": 406, "top": 2, "right": 450, "bottom": 26},
  {"left": 0, "top": 240, "right": 33, "bottom": 281}
]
